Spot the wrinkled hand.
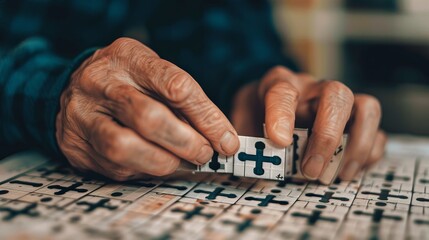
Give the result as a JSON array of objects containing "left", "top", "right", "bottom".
[
  {"left": 56, "top": 38, "right": 239, "bottom": 181},
  {"left": 232, "top": 66, "right": 387, "bottom": 181}
]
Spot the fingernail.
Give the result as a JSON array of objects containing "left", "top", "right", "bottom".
[
  {"left": 303, "top": 155, "right": 325, "bottom": 180},
  {"left": 273, "top": 122, "right": 292, "bottom": 145},
  {"left": 220, "top": 131, "right": 239, "bottom": 154},
  {"left": 196, "top": 145, "right": 213, "bottom": 164},
  {"left": 341, "top": 161, "right": 361, "bottom": 180}
]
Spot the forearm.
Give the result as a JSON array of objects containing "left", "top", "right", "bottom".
[{"left": 0, "top": 37, "right": 96, "bottom": 157}]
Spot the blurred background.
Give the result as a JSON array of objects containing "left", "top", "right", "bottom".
[{"left": 272, "top": 0, "right": 429, "bottom": 135}]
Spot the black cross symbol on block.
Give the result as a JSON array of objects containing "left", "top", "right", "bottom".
[
  {"left": 353, "top": 208, "right": 402, "bottom": 223},
  {"left": 171, "top": 206, "right": 215, "bottom": 220},
  {"left": 244, "top": 194, "right": 289, "bottom": 207},
  {"left": 361, "top": 189, "right": 408, "bottom": 201},
  {"left": 193, "top": 187, "right": 237, "bottom": 200},
  {"left": 292, "top": 134, "right": 300, "bottom": 175},
  {"left": 305, "top": 191, "right": 350, "bottom": 203},
  {"left": 76, "top": 198, "right": 118, "bottom": 213},
  {"left": 0, "top": 203, "right": 39, "bottom": 221},
  {"left": 47, "top": 182, "right": 88, "bottom": 195},
  {"left": 238, "top": 141, "right": 281, "bottom": 176},
  {"left": 370, "top": 171, "right": 410, "bottom": 182},
  {"left": 291, "top": 210, "right": 337, "bottom": 226},
  {"left": 208, "top": 152, "right": 224, "bottom": 172}
]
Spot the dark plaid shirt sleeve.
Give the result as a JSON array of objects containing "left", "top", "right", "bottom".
[{"left": 0, "top": 0, "right": 298, "bottom": 159}]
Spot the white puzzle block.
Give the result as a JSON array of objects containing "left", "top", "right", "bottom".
[
  {"left": 196, "top": 152, "right": 233, "bottom": 173},
  {"left": 352, "top": 198, "right": 409, "bottom": 212},
  {"left": 319, "top": 134, "right": 348, "bottom": 185},
  {"left": 262, "top": 125, "right": 305, "bottom": 177},
  {"left": 412, "top": 193, "right": 429, "bottom": 207},
  {"left": 356, "top": 186, "right": 412, "bottom": 205},
  {"left": 299, "top": 189, "right": 355, "bottom": 207},
  {"left": 290, "top": 128, "right": 308, "bottom": 178},
  {"left": 233, "top": 136, "right": 288, "bottom": 181},
  {"left": 408, "top": 214, "right": 429, "bottom": 240},
  {"left": 340, "top": 205, "right": 408, "bottom": 240}
]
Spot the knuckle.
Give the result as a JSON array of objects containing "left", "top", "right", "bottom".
[
  {"left": 110, "top": 37, "right": 140, "bottom": 51},
  {"left": 103, "top": 84, "right": 134, "bottom": 103},
  {"left": 325, "top": 81, "right": 354, "bottom": 101},
  {"left": 270, "top": 81, "right": 299, "bottom": 102},
  {"left": 165, "top": 71, "right": 195, "bottom": 104},
  {"left": 357, "top": 94, "right": 382, "bottom": 118},
  {"left": 102, "top": 134, "right": 132, "bottom": 163},
  {"left": 269, "top": 65, "right": 292, "bottom": 76},
  {"left": 139, "top": 104, "right": 166, "bottom": 130}
]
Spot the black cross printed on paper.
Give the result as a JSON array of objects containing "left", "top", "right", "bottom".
[
  {"left": 0, "top": 203, "right": 39, "bottom": 221},
  {"left": 238, "top": 141, "right": 281, "bottom": 176},
  {"left": 171, "top": 206, "right": 215, "bottom": 220},
  {"left": 361, "top": 189, "right": 408, "bottom": 201},
  {"left": 47, "top": 182, "right": 88, "bottom": 195},
  {"left": 370, "top": 171, "right": 410, "bottom": 182},
  {"left": 76, "top": 198, "right": 118, "bottom": 213},
  {"left": 193, "top": 187, "right": 237, "bottom": 200},
  {"left": 9, "top": 180, "right": 43, "bottom": 188},
  {"left": 305, "top": 191, "right": 350, "bottom": 203},
  {"left": 353, "top": 208, "right": 402, "bottom": 223},
  {"left": 222, "top": 218, "right": 265, "bottom": 233},
  {"left": 244, "top": 194, "right": 289, "bottom": 207},
  {"left": 291, "top": 210, "right": 337, "bottom": 226}
]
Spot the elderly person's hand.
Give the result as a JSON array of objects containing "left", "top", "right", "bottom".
[
  {"left": 56, "top": 38, "right": 239, "bottom": 181},
  {"left": 232, "top": 66, "right": 387, "bottom": 182}
]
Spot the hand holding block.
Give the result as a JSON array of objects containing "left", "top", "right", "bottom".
[
  {"left": 233, "top": 136, "right": 288, "bottom": 181},
  {"left": 318, "top": 134, "right": 348, "bottom": 185}
]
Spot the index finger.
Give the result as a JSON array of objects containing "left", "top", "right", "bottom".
[{"left": 133, "top": 56, "right": 239, "bottom": 156}]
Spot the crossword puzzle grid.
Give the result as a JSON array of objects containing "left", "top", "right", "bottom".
[{"left": 0, "top": 152, "right": 428, "bottom": 240}]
